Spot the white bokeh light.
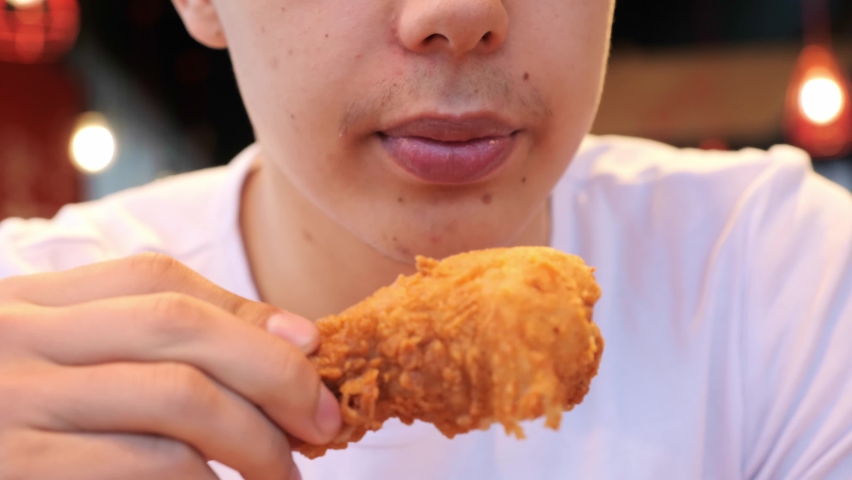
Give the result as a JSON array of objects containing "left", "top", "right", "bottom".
[
  {"left": 71, "top": 124, "right": 116, "bottom": 174},
  {"left": 7, "top": 0, "right": 43, "bottom": 8},
  {"left": 799, "top": 77, "right": 845, "bottom": 125}
]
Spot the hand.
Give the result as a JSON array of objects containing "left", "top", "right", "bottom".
[{"left": 0, "top": 253, "right": 340, "bottom": 480}]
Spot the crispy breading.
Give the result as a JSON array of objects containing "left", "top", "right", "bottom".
[{"left": 296, "top": 246, "right": 603, "bottom": 459}]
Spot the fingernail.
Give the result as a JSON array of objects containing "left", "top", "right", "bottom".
[
  {"left": 267, "top": 312, "right": 318, "bottom": 351},
  {"left": 316, "top": 386, "right": 341, "bottom": 438},
  {"left": 290, "top": 463, "right": 303, "bottom": 480}
]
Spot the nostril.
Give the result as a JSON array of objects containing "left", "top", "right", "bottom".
[
  {"left": 424, "top": 33, "right": 445, "bottom": 45},
  {"left": 399, "top": 1, "right": 508, "bottom": 55}
]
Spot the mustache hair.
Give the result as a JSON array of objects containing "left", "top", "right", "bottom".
[{"left": 339, "top": 60, "right": 551, "bottom": 136}]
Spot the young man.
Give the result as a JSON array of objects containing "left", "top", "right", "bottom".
[{"left": 1, "top": 0, "right": 850, "bottom": 479}]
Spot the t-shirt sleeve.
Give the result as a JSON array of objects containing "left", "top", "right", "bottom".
[
  {"left": 0, "top": 215, "right": 112, "bottom": 279},
  {"left": 742, "top": 149, "right": 852, "bottom": 479}
]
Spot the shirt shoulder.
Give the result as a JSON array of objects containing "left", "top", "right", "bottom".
[
  {"left": 557, "top": 135, "right": 830, "bottom": 260},
  {"left": 0, "top": 164, "right": 235, "bottom": 277},
  {"left": 557, "top": 135, "right": 851, "bottom": 313},
  {"left": 571, "top": 134, "right": 815, "bottom": 196}
]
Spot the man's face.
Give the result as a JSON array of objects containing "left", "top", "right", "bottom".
[{"left": 211, "top": 0, "right": 614, "bottom": 261}]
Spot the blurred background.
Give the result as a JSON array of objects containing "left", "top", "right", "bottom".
[{"left": 1, "top": 0, "right": 851, "bottom": 220}]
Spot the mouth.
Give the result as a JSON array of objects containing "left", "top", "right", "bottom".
[{"left": 378, "top": 115, "right": 520, "bottom": 185}]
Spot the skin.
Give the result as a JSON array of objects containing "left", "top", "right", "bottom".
[
  {"left": 219, "top": 0, "right": 615, "bottom": 319},
  {"left": 0, "top": 0, "right": 614, "bottom": 478},
  {"left": 0, "top": 254, "right": 340, "bottom": 480}
]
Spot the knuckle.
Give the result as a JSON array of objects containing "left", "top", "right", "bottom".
[
  {"left": 233, "top": 302, "right": 274, "bottom": 328},
  {"left": 127, "top": 252, "right": 184, "bottom": 282},
  {"left": 144, "top": 293, "right": 205, "bottom": 339},
  {"left": 254, "top": 429, "right": 292, "bottom": 474},
  {"left": 152, "top": 363, "right": 219, "bottom": 418},
  {"left": 149, "top": 292, "right": 194, "bottom": 317},
  {"left": 146, "top": 437, "right": 203, "bottom": 476},
  {"left": 276, "top": 347, "right": 320, "bottom": 402}
]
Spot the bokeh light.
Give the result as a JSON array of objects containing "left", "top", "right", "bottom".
[
  {"left": 800, "top": 77, "right": 846, "bottom": 125},
  {"left": 7, "top": 0, "right": 42, "bottom": 7},
  {"left": 70, "top": 114, "right": 116, "bottom": 174}
]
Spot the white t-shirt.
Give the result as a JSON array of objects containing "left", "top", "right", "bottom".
[{"left": 2, "top": 135, "right": 851, "bottom": 480}]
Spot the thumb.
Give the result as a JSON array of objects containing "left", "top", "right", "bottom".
[{"left": 265, "top": 311, "right": 320, "bottom": 354}]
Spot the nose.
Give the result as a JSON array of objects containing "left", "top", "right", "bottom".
[{"left": 397, "top": 0, "right": 509, "bottom": 57}]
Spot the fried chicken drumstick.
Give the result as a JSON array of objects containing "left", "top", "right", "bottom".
[{"left": 296, "top": 246, "right": 603, "bottom": 459}]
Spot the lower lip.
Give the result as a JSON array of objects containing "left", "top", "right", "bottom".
[{"left": 380, "top": 134, "right": 517, "bottom": 185}]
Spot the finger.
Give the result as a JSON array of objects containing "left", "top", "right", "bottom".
[
  {"left": 8, "top": 295, "right": 341, "bottom": 445},
  {"left": 4, "top": 253, "right": 242, "bottom": 310},
  {"left": 24, "top": 362, "right": 296, "bottom": 480},
  {"left": 0, "top": 429, "right": 218, "bottom": 480},
  {"left": 3, "top": 252, "right": 315, "bottom": 341}
]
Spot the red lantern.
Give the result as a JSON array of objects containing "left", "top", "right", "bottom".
[
  {"left": 0, "top": 0, "right": 80, "bottom": 64},
  {"left": 0, "top": 61, "right": 84, "bottom": 220}
]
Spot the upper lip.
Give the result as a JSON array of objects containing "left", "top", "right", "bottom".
[{"left": 380, "top": 115, "right": 519, "bottom": 143}]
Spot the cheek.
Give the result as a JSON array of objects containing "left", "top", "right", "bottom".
[
  {"left": 512, "top": 0, "right": 611, "bottom": 96},
  {"left": 513, "top": 0, "right": 611, "bottom": 154},
  {"left": 226, "top": 2, "right": 383, "bottom": 134}
]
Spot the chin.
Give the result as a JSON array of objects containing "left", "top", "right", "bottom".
[{"left": 373, "top": 227, "right": 517, "bottom": 265}]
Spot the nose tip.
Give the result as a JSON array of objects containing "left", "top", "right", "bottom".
[{"left": 397, "top": 0, "right": 509, "bottom": 57}]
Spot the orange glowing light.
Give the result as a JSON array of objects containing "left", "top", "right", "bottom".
[
  {"left": 800, "top": 77, "right": 845, "bottom": 125},
  {"left": 0, "top": 0, "right": 80, "bottom": 64},
  {"left": 784, "top": 44, "right": 852, "bottom": 159}
]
